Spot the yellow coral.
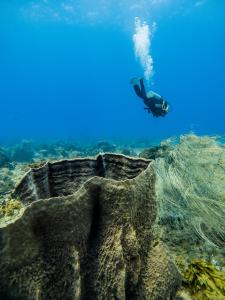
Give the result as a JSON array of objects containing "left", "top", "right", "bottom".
[
  {"left": 183, "top": 260, "right": 225, "bottom": 300},
  {"left": 0, "top": 199, "right": 23, "bottom": 217}
]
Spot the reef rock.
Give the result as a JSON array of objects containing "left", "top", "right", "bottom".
[{"left": 0, "top": 153, "right": 180, "bottom": 300}]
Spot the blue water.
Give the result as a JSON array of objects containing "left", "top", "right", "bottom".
[{"left": 0, "top": 0, "right": 225, "bottom": 143}]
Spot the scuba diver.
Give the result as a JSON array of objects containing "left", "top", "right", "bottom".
[{"left": 131, "top": 77, "right": 169, "bottom": 117}]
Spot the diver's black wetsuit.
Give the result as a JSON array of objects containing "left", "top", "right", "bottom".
[{"left": 133, "top": 78, "right": 169, "bottom": 117}]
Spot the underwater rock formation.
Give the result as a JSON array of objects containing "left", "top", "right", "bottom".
[{"left": 0, "top": 153, "right": 180, "bottom": 300}]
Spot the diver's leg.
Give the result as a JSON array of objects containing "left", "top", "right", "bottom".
[
  {"left": 131, "top": 77, "right": 143, "bottom": 98},
  {"left": 133, "top": 84, "right": 142, "bottom": 98},
  {"left": 140, "top": 78, "right": 147, "bottom": 98}
]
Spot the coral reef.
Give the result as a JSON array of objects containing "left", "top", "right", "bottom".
[
  {"left": 0, "top": 149, "right": 10, "bottom": 168},
  {"left": 153, "top": 134, "right": 225, "bottom": 299},
  {"left": 139, "top": 145, "right": 169, "bottom": 160},
  {"left": 0, "top": 168, "right": 15, "bottom": 201},
  {"left": 0, "top": 164, "right": 31, "bottom": 205},
  {"left": 155, "top": 134, "right": 225, "bottom": 248},
  {"left": 2, "top": 134, "right": 225, "bottom": 299},
  {"left": 95, "top": 140, "right": 117, "bottom": 152},
  {"left": 11, "top": 140, "right": 35, "bottom": 162},
  {"left": 1, "top": 139, "right": 140, "bottom": 163},
  {"left": 0, "top": 153, "right": 180, "bottom": 300},
  {"left": 121, "top": 148, "right": 135, "bottom": 156},
  {"left": 0, "top": 199, "right": 23, "bottom": 217}
]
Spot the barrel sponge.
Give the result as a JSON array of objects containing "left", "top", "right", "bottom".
[{"left": 0, "top": 153, "right": 180, "bottom": 300}]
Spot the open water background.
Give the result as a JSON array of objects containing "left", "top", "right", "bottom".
[{"left": 0, "top": 0, "right": 225, "bottom": 144}]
